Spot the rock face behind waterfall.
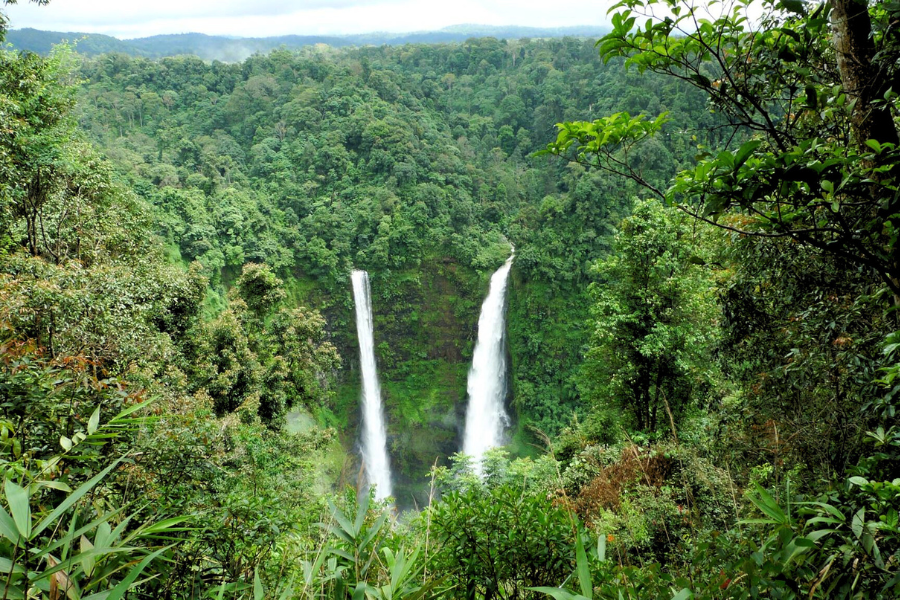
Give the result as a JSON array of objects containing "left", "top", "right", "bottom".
[
  {"left": 351, "top": 270, "right": 393, "bottom": 500},
  {"left": 462, "top": 252, "right": 514, "bottom": 473},
  {"left": 333, "top": 257, "right": 503, "bottom": 508}
]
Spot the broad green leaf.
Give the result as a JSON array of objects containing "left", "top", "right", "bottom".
[
  {"left": 672, "top": 589, "right": 693, "bottom": 600},
  {"left": 43, "top": 507, "right": 127, "bottom": 557},
  {"left": 37, "top": 547, "right": 138, "bottom": 582},
  {"left": 360, "top": 512, "right": 388, "bottom": 550},
  {"left": 576, "top": 535, "right": 592, "bottom": 600},
  {"left": 5, "top": 480, "right": 31, "bottom": 538},
  {"left": 749, "top": 483, "right": 788, "bottom": 525},
  {"left": 352, "top": 582, "right": 369, "bottom": 600},
  {"left": 528, "top": 587, "right": 580, "bottom": 600},
  {"left": 806, "top": 517, "right": 842, "bottom": 526},
  {"left": 354, "top": 492, "right": 370, "bottom": 534},
  {"left": 733, "top": 140, "right": 762, "bottom": 168},
  {"left": 0, "top": 504, "right": 22, "bottom": 544},
  {"left": 327, "top": 500, "right": 356, "bottom": 541},
  {"left": 87, "top": 407, "right": 100, "bottom": 435},
  {"left": 806, "top": 529, "right": 834, "bottom": 542},
  {"left": 0, "top": 556, "right": 24, "bottom": 574},
  {"left": 34, "top": 481, "right": 73, "bottom": 493},
  {"left": 0, "top": 583, "right": 24, "bottom": 599},
  {"left": 851, "top": 508, "right": 865, "bottom": 539},
  {"left": 109, "top": 400, "right": 155, "bottom": 423},
  {"left": 254, "top": 571, "right": 263, "bottom": 600},
  {"left": 798, "top": 501, "right": 844, "bottom": 521},
  {"left": 81, "top": 535, "right": 96, "bottom": 577}
]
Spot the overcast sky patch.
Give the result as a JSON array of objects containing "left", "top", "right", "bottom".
[{"left": 6, "top": 0, "right": 611, "bottom": 38}]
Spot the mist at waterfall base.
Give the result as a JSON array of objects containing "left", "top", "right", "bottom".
[
  {"left": 462, "top": 252, "right": 514, "bottom": 474},
  {"left": 351, "top": 270, "right": 393, "bottom": 501}
]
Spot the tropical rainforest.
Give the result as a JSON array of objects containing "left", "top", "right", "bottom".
[{"left": 1, "top": 0, "right": 899, "bottom": 597}]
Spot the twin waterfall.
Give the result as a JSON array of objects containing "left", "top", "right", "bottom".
[
  {"left": 462, "top": 252, "right": 514, "bottom": 472},
  {"left": 350, "top": 250, "right": 514, "bottom": 497},
  {"left": 351, "top": 270, "right": 393, "bottom": 501}
]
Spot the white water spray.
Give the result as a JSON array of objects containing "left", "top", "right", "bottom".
[
  {"left": 462, "top": 250, "right": 514, "bottom": 473},
  {"left": 351, "top": 270, "right": 393, "bottom": 500}
]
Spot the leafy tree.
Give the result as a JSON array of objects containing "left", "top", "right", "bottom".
[
  {"left": 236, "top": 262, "right": 286, "bottom": 319},
  {"left": 550, "top": 0, "right": 900, "bottom": 295},
  {"left": 581, "top": 200, "right": 717, "bottom": 432},
  {"left": 715, "top": 233, "right": 886, "bottom": 480},
  {"left": 0, "top": 45, "right": 79, "bottom": 258},
  {"left": 430, "top": 453, "right": 576, "bottom": 600}
]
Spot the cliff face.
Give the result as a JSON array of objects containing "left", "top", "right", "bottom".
[{"left": 312, "top": 254, "right": 490, "bottom": 507}]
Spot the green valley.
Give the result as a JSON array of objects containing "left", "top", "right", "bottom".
[{"left": 1, "top": 0, "right": 899, "bottom": 597}]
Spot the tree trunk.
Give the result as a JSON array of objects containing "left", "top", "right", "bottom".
[
  {"left": 831, "top": 0, "right": 899, "bottom": 147},
  {"left": 831, "top": 0, "right": 900, "bottom": 296}
]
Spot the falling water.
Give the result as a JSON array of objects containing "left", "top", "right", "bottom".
[
  {"left": 351, "top": 270, "right": 393, "bottom": 500},
  {"left": 462, "top": 250, "right": 514, "bottom": 473}
]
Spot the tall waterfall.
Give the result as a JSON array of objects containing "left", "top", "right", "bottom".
[
  {"left": 351, "top": 270, "right": 393, "bottom": 500},
  {"left": 462, "top": 251, "right": 514, "bottom": 473}
]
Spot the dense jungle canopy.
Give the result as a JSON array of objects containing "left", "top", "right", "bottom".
[{"left": 1, "top": 0, "right": 899, "bottom": 597}]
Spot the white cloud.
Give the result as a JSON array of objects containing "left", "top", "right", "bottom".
[{"left": 5, "top": 0, "right": 612, "bottom": 38}]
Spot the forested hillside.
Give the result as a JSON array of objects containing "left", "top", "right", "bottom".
[
  {"left": 68, "top": 38, "right": 714, "bottom": 500},
  {"left": 2, "top": 0, "right": 899, "bottom": 598},
  {"left": 6, "top": 25, "right": 611, "bottom": 61}
]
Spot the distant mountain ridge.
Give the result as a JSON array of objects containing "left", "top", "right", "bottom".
[{"left": 6, "top": 24, "right": 610, "bottom": 62}]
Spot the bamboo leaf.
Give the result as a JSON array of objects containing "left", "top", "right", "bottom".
[
  {"left": 101, "top": 545, "right": 170, "bottom": 600},
  {"left": 33, "top": 459, "right": 122, "bottom": 538},
  {"left": 135, "top": 516, "right": 191, "bottom": 536},
  {"left": 43, "top": 507, "right": 127, "bottom": 557},
  {"left": 107, "top": 400, "right": 155, "bottom": 425}
]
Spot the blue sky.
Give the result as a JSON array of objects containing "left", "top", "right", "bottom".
[{"left": 6, "top": 0, "right": 613, "bottom": 38}]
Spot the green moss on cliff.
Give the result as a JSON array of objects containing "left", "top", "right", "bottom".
[{"left": 506, "top": 274, "right": 592, "bottom": 438}]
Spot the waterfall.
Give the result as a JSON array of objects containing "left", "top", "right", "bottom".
[
  {"left": 351, "top": 270, "right": 393, "bottom": 500},
  {"left": 462, "top": 250, "right": 514, "bottom": 474}
]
